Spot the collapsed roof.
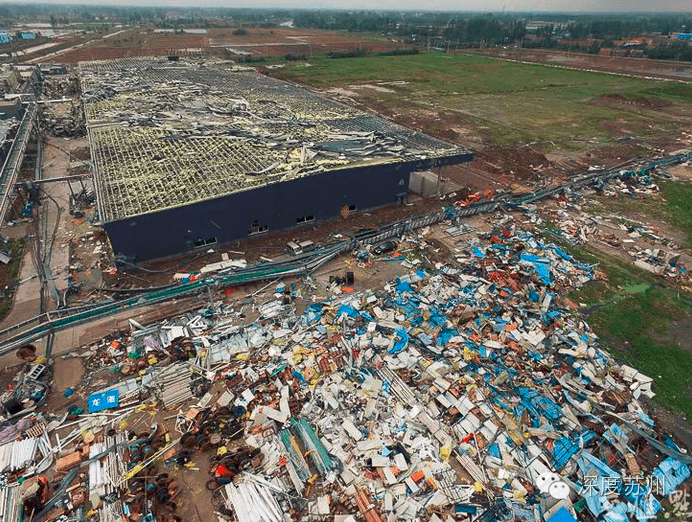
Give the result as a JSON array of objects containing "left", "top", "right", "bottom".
[{"left": 80, "top": 57, "right": 468, "bottom": 222}]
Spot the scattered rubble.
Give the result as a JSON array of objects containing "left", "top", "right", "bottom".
[
  {"left": 536, "top": 173, "right": 691, "bottom": 287},
  {"left": 2, "top": 211, "right": 690, "bottom": 522},
  {"left": 39, "top": 100, "right": 86, "bottom": 139}
]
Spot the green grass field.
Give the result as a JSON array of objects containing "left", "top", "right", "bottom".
[
  {"left": 590, "top": 287, "right": 692, "bottom": 420},
  {"left": 554, "top": 233, "right": 692, "bottom": 420},
  {"left": 660, "top": 180, "right": 692, "bottom": 248},
  {"left": 278, "top": 52, "right": 692, "bottom": 146}
]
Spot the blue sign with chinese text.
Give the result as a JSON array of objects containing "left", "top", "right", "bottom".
[{"left": 88, "top": 389, "right": 120, "bottom": 413}]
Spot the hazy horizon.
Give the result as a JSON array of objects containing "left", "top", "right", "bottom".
[{"left": 7, "top": 1, "right": 692, "bottom": 14}]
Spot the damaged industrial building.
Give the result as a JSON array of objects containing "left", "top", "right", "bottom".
[
  {"left": 4, "top": 34, "right": 692, "bottom": 522},
  {"left": 81, "top": 58, "right": 472, "bottom": 262}
]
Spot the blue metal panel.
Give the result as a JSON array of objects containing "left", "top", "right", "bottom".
[{"left": 548, "top": 508, "right": 577, "bottom": 522}]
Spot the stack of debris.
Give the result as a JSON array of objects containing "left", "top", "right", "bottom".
[
  {"left": 535, "top": 176, "right": 690, "bottom": 285},
  {"left": 2, "top": 215, "right": 690, "bottom": 521},
  {"left": 45, "top": 220, "right": 687, "bottom": 521}
]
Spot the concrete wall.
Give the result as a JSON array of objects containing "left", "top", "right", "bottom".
[{"left": 103, "top": 155, "right": 458, "bottom": 262}]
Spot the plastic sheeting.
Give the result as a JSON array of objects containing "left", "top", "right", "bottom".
[
  {"left": 577, "top": 451, "right": 621, "bottom": 518},
  {"left": 520, "top": 253, "right": 553, "bottom": 285}
]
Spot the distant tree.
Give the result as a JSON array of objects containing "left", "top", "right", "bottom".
[
  {"left": 646, "top": 42, "right": 692, "bottom": 62},
  {"left": 539, "top": 24, "right": 554, "bottom": 38}
]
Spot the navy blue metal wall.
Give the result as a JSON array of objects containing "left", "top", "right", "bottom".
[{"left": 104, "top": 153, "right": 472, "bottom": 261}]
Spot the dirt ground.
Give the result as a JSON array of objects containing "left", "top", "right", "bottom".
[
  {"left": 14, "top": 34, "right": 82, "bottom": 62},
  {"left": 466, "top": 47, "right": 692, "bottom": 82},
  {"left": 48, "top": 27, "right": 411, "bottom": 64},
  {"left": 209, "top": 27, "right": 410, "bottom": 57}
]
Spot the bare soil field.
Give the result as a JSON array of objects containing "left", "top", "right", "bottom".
[
  {"left": 465, "top": 47, "right": 692, "bottom": 82},
  {"left": 209, "top": 27, "right": 409, "bottom": 57},
  {"left": 53, "top": 29, "right": 207, "bottom": 63},
  {"left": 51, "top": 27, "right": 410, "bottom": 63}
]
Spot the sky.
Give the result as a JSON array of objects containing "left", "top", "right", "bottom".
[{"left": 13, "top": 0, "right": 692, "bottom": 12}]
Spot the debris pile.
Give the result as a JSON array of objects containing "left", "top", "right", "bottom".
[
  {"left": 41, "top": 75, "right": 80, "bottom": 98},
  {"left": 39, "top": 101, "right": 86, "bottom": 138},
  {"left": 536, "top": 175, "right": 690, "bottom": 284},
  {"left": 3, "top": 217, "right": 689, "bottom": 522}
]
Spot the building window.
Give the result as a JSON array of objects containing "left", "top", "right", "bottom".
[
  {"left": 249, "top": 220, "right": 268, "bottom": 235},
  {"left": 296, "top": 214, "right": 315, "bottom": 224},
  {"left": 194, "top": 237, "right": 217, "bottom": 248}
]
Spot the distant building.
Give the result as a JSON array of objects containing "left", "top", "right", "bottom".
[
  {"left": 0, "top": 99, "right": 21, "bottom": 120},
  {"left": 0, "top": 32, "right": 11, "bottom": 45},
  {"left": 674, "top": 33, "right": 692, "bottom": 40},
  {"left": 39, "top": 64, "right": 67, "bottom": 75},
  {"left": 523, "top": 21, "right": 570, "bottom": 34},
  {"left": 621, "top": 40, "right": 643, "bottom": 48},
  {"left": 0, "top": 68, "right": 21, "bottom": 94}
]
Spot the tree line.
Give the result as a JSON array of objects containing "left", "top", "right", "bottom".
[{"left": 0, "top": 5, "right": 690, "bottom": 61}]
